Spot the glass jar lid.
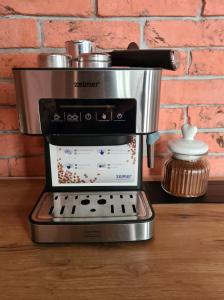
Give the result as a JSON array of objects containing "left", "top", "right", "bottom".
[{"left": 168, "top": 123, "right": 208, "bottom": 159}]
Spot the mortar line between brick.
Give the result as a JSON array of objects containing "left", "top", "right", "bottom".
[
  {"left": 0, "top": 176, "right": 45, "bottom": 179},
  {"left": 2, "top": 15, "right": 224, "bottom": 21},
  {"left": 0, "top": 131, "right": 20, "bottom": 135},
  {"left": 93, "top": 0, "right": 97, "bottom": 17},
  {"left": 161, "top": 104, "right": 224, "bottom": 110},
  {"left": 200, "top": 0, "right": 206, "bottom": 17},
  {"left": 159, "top": 130, "right": 181, "bottom": 134},
  {"left": 154, "top": 152, "right": 224, "bottom": 157},
  {"left": 195, "top": 0, "right": 204, "bottom": 20},
  {"left": 186, "top": 105, "right": 190, "bottom": 124},
  {"left": 162, "top": 75, "right": 224, "bottom": 80},
  {"left": 160, "top": 104, "right": 188, "bottom": 108},
  {"left": 0, "top": 154, "right": 44, "bottom": 159},
  {"left": 159, "top": 128, "right": 224, "bottom": 134},
  {"left": 36, "top": 19, "right": 42, "bottom": 48},
  {"left": 180, "top": 104, "right": 224, "bottom": 107},
  {"left": 139, "top": 19, "right": 147, "bottom": 49},
  {"left": 3, "top": 46, "right": 224, "bottom": 52},
  {"left": 0, "top": 15, "right": 145, "bottom": 22},
  {"left": 0, "top": 105, "right": 16, "bottom": 108},
  {"left": 194, "top": 128, "right": 224, "bottom": 132},
  {"left": 0, "top": 48, "right": 65, "bottom": 53},
  {"left": 146, "top": 46, "right": 224, "bottom": 50},
  {"left": 39, "top": 20, "right": 46, "bottom": 48},
  {"left": 183, "top": 106, "right": 188, "bottom": 124},
  {"left": 0, "top": 47, "right": 42, "bottom": 52},
  {"left": 186, "top": 50, "right": 192, "bottom": 75},
  {"left": 0, "top": 78, "right": 14, "bottom": 83}
]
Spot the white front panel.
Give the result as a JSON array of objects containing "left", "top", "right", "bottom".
[{"left": 50, "top": 136, "right": 139, "bottom": 187}]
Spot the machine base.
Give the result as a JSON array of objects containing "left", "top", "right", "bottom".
[{"left": 29, "top": 190, "right": 154, "bottom": 243}]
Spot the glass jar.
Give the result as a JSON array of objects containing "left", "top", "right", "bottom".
[
  {"left": 162, "top": 155, "right": 209, "bottom": 197},
  {"left": 161, "top": 124, "right": 210, "bottom": 198}
]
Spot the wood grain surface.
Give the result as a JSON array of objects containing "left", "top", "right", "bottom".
[{"left": 0, "top": 179, "right": 224, "bottom": 300}]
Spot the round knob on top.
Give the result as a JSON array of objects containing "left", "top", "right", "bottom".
[
  {"left": 182, "top": 123, "right": 197, "bottom": 140},
  {"left": 168, "top": 123, "right": 208, "bottom": 159}
]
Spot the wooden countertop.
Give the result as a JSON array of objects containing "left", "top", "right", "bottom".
[{"left": 0, "top": 179, "right": 224, "bottom": 300}]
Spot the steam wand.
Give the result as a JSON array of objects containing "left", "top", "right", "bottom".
[{"left": 146, "top": 132, "right": 160, "bottom": 168}]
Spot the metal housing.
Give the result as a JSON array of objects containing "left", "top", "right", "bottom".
[
  {"left": 13, "top": 68, "right": 161, "bottom": 135},
  {"left": 29, "top": 191, "right": 154, "bottom": 243}
]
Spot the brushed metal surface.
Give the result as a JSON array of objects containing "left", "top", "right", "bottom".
[
  {"left": 78, "top": 53, "right": 111, "bottom": 68},
  {"left": 39, "top": 54, "right": 71, "bottom": 68},
  {"left": 29, "top": 221, "right": 153, "bottom": 243},
  {"left": 65, "top": 40, "right": 95, "bottom": 59},
  {"left": 14, "top": 68, "right": 161, "bottom": 134},
  {"left": 29, "top": 190, "right": 154, "bottom": 243}
]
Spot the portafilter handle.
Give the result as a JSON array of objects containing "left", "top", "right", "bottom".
[
  {"left": 109, "top": 49, "right": 180, "bottom": 70},
  {"left": 146, "top": 132, "right": 160, "bottom": 168}
]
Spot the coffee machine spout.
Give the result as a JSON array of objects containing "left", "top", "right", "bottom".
[{"left": 146, "top": 132, "right": 160, "bottom": 168}]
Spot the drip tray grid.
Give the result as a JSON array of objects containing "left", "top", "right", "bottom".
[{"left": 32, "top": 191, "right": 152, "bottom": 223}]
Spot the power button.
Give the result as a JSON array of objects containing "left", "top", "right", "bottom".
[{"left": 85, "top": 113, "right": 92, "bottom": 121}]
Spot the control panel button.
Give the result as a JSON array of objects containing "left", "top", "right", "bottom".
[
  {"left": 85, "top": 113, "right": 93, "bottom": 121},
  {"left": 114, "top": 112, "right": 125, "bottom": 121},
  {"left": 101, "top": 113, "right": 107, "bottom": 120},
  {"left": 53, "top": 113, "right": 61, "bottom": 121},
  {"left": 67, "top": 113, "right": 79, "bottom": 121},
  {"left": 97, "top": 111, "right": 112, "bottom": 121},
  {"left": 117, "top": 113, "right": 123, "bottom": 119}
]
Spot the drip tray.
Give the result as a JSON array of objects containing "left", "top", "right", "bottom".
[
  {"left": 30, "top": 191, "right": 154, "bottom": 243},
  {"left": 33, "top": 191, "right": 152, "bottom": 222}
]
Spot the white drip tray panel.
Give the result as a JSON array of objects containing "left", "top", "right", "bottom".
[{"left": 32, "top": 191, "right": 153, "bottom": 223}]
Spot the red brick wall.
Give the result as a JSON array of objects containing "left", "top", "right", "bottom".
[{"left": 0, "top": 0, "right": 223, "bottom": 178}]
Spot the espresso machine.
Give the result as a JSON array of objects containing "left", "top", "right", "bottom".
[{"left": 14, "top": 40, "right": 178, "bottom": 243}]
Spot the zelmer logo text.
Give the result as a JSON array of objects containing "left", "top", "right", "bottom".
[{"left": 74, "top": 82, "right": 100, "bottom": 88}]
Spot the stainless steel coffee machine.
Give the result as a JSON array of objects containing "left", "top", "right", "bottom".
[{"left": 14, "top": 41, "right": 178, "bottom": 243}]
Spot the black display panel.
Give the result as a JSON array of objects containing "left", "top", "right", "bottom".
[{"left": 39, "top": 98, "right": 136, "bottom": 134}]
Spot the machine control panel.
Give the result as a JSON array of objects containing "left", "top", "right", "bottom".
[{"left": 39, "top": 98, "right": 136, "bottom": 134}]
